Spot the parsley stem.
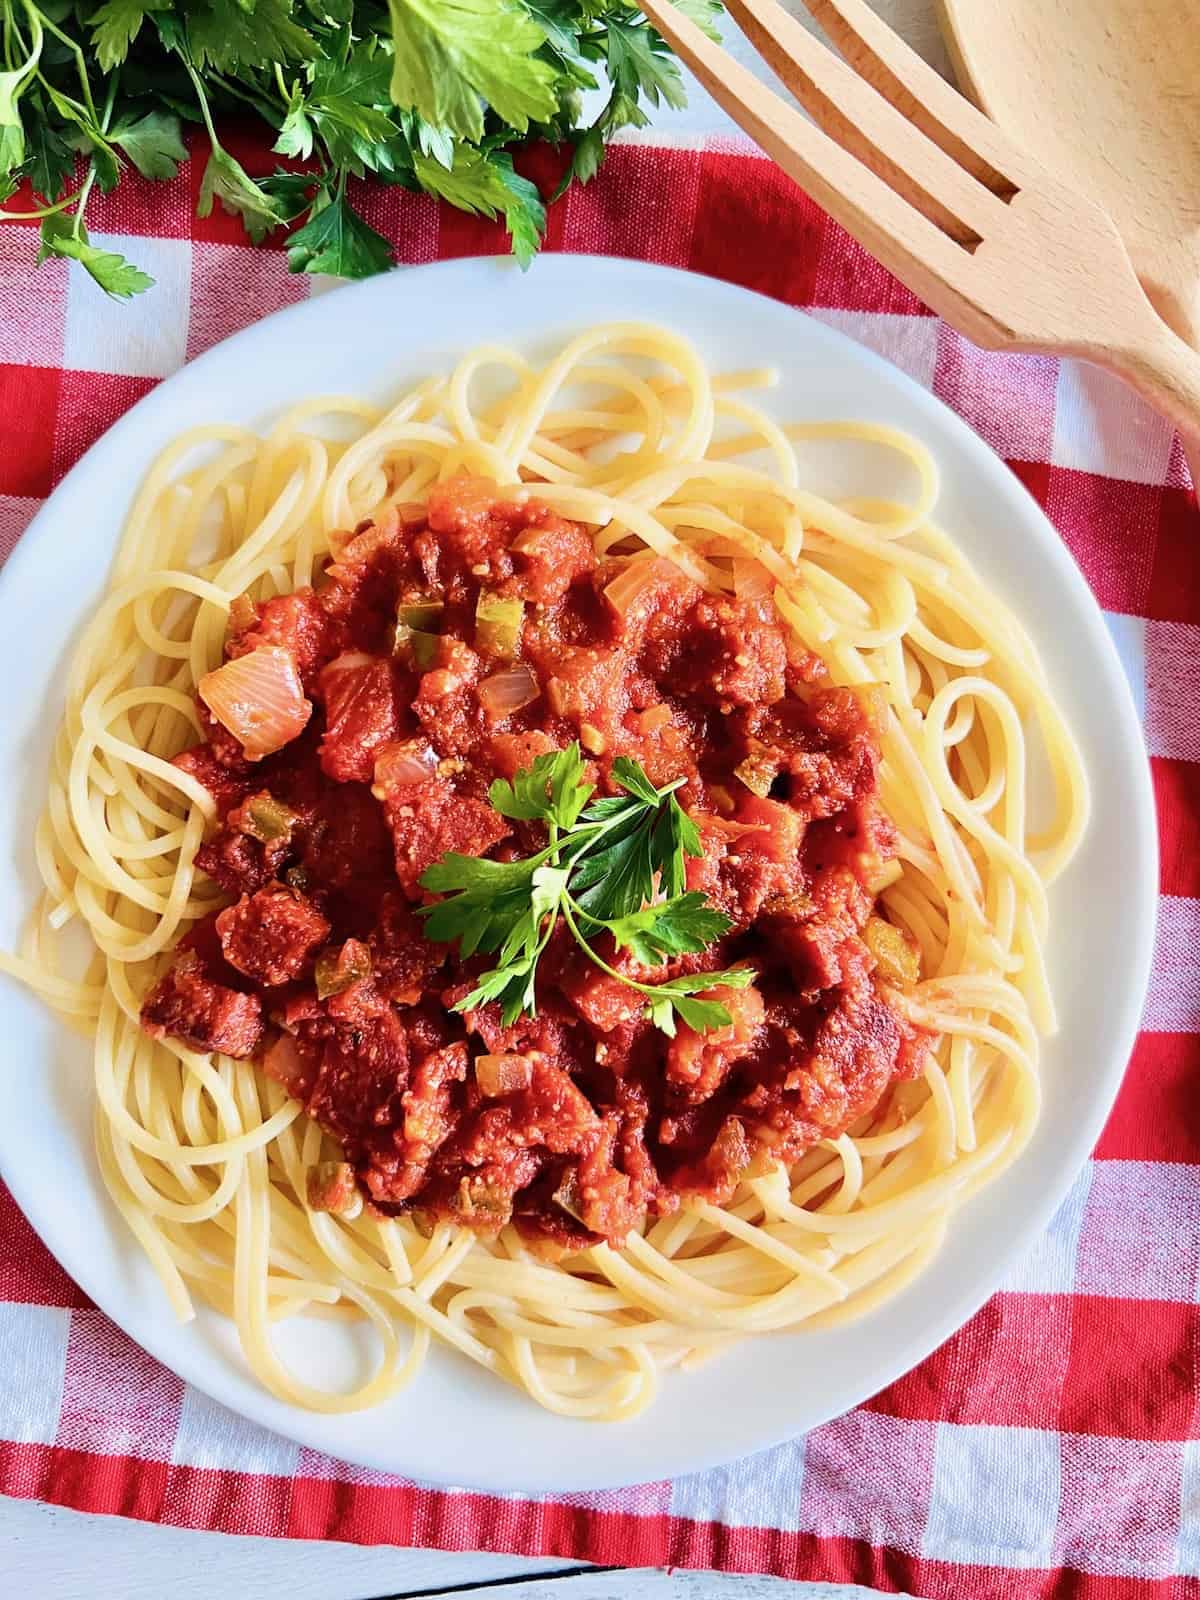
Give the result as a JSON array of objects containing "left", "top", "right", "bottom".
[
  {"left": 99, "top": 64, "right": 118, "bottom": 134},
  {"left": 213, "top": 70, "right": 283, "bottom": 121},
  {"left": 0, "top": 190, "right": 82, "bottom": 219},
  {"left": 11, "top": 3, "right": 43, "bottom": 88},
  {"left": 31, "top": 1, "right": 96, "bottom": 124},
  {"left": 184, "top": 62, "right": 221, "bottom": 150},
  {"left": 558, "top": 893, "right": 668, "bottom": 1002},
  {"left": 70, "top": 165, "right": 94, "bottom": 241}
]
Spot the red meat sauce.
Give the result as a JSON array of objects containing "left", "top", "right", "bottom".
[{"left": 141, "top": 477, "right": 928, "bottom": 1250}]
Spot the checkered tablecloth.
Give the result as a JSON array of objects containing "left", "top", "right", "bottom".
[{"left": 3, "top": 130, "right": 1199, "bottom": 1600}]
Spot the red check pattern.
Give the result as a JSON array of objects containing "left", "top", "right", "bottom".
[{"left": 2, "top": 131, "right": 1199, "bottom": 1600}]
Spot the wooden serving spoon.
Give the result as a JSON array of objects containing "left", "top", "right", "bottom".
[{"left": 937, "top": 0, "right": 1200, "bottom": 481}]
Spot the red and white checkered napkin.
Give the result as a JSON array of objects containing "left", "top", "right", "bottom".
[{"left": 3, "top": 130, "right": 1199, "bottom": 1600}]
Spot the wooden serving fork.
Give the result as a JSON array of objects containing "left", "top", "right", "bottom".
[{"left": 637, "top": 0, "right": 1200, "bottom": 451}]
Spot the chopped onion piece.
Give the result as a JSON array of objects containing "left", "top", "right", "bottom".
[
  {"left": 395, "top": 502, "right": 427, "bottom": 531},
  {"left": 732, "top": 558, "right": 773, "bottom": 604},
  {"left": 546, "top": 676, "right": 575, "bottom": 718},
  {"left": 373, "top": 738, "right": 437, "bottom": 791},
  {"left": 701, "top": 812, "right": 772, "bottom": 838},
  {"left": 478, "top": 663, "right": 539, "bottom": 718},
  {"left": 552, "top": 1165, "right": 585, "bottom": 1223},
  {"left": 323, "top": 649, "right": 375, "bottom": 676},
  {"left": 734, "top": 750, "right": 779, "bottom": 799},
  {"left": 199, "top": 645, "right": 311, "bottom": 761},
  {"left": 227, "top": 593, "right": 257, "bottom": 635},
  {"left": 603, "top": 556, "right": 675, "bottom": 617},
  {"left": 474, "top": 1052, "right": 533, "bottom": 1097},
  {"left": 262, "top": 1033, "right": 309, "bottom": 1093},
  {"left": 448, "top": 1178, "right": 511, "bottom": 1222},
  {"left": 638, "top": 703, "right": 671, "bottom": 734}
]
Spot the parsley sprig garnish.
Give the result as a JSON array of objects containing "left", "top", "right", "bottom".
[{"left": 418, "top": 743, "right": 753, "bottom": 1036}]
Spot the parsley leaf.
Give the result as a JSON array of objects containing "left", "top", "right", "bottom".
[
  {"left": 567, "top": 123, "right": 604, "bottom": 187},
  {"left": 672, "top": 0, "right": 724, "bottom": 41},
  {"left": 186, "top": 0, "right": 321, "bottom": 74},
  {"left": 488, "top": 152, "right": 545, "bottom": 268},
  {"left": 297, "top": 43, "right": 403, "bottom": 173},
  {"left": 412, "top": 145, "right": 546, "bottom": 266},
  {"left": 605, "top": 17, "right": 687, "bottom": 114},
  {"left": 489, "top": 740, "right": 592, "bottom": 829},
  {"left": 387, "top": 0, "right": 559, "bottom": 143},
  {"left": 606, "top": 892, "right": 731, "bottom": 967},
  {"left": 571, "top": 770, "right": 701, "bottom": 919},
  {"left": 285, "top": 187, "right": 393, "bottom": 276},
  {"left": 419, "top": 849, "right": 557, "bottom": 956},
  {"left": 673, "top": 995, "right": 735, "bottom": 1034},
  {"left": 411, "top": 114, "right": 455, "bottom": 169},
  {"left": 274, "top": 90, "right": 315, "bottom": 160},
  {"left": 25, "top": 106, "right": 75, "bottom": 200},
  {"left": 38, "top": 213, "right": 154, "bottom": 299},
  {"left": 110, "top": 109, "right": 187, "bottom": 180},
  {"left": 607, "top": 754, "right": 661, "bottom": 806},
  {"left": 524, "top": 0, "right": 587, "bottom": 60},
  {"left": 83, "top": 134, "right": 122, "bottom": 194},
  {"left": 260, "top": 169, "right": 326, "bottom": 220},
  {"left": 90, "top": 0, "right": 167, "bottom": 72},
  {"left": 197, "top": 146, "right": 285, "bottom": 243}
]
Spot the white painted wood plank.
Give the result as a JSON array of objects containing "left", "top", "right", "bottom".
[
  {"left": 0, "top": 1496, "right": 568, "bottom": 1600},
  {"left": 407, "top": 1573, "right": 915, "bottom": 1599}
]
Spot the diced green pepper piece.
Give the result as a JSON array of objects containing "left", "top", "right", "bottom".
[
  {"left": 393, "top": 595, "right": 444, "bottom": 671},
  {"left": 315, "top": 939, "right": 372, "bottom": 1000},
  {"left": 394, "top": 624, "right": 441, "bottom": 670},
  {"left": 243, "top": 793, "right": 296, "bottom": 843},
  {"left": 398, "top": 599, "right": 444, "bottom": 631},
  {"left": 475, "top": 591, "right": 525, "bottom": 659}
]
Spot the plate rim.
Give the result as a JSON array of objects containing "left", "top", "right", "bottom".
[{"left": 0, "top": 254, "right": 1158, "bottom": 1490}]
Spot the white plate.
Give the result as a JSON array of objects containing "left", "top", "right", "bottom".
[{"left": 0, "top": 256, "right": 1156, "bottom": 1491}]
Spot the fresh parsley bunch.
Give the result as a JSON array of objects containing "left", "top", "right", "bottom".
[
  {"left": 0, "top": 0, "right": 721, "bottom": 300},
  {"left": 419, "top": 742, "right": 754, "bottom": 1036}
]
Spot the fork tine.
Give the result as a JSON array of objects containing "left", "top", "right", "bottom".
[
  {"left": 635, "top": 0, "right": 987, "bottom": 331},
  {"left": 805, "top": 0, "right": 1031, "bottom": 192},
  {"left": 718, "top": 0, "right": 1008, "bottom": 243}
]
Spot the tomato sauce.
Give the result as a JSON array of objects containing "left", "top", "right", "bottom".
[{"left": 141, "top": 479, "right": 927, "bottom": 1247}]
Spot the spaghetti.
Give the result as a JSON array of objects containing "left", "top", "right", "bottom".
[{"left": 0, "top": 322, "right": 1087, "bottom": 1421}]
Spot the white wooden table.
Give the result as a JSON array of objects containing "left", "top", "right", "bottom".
[{"left": 2, "top": 4, "right": 942, "bottom": 1594}]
